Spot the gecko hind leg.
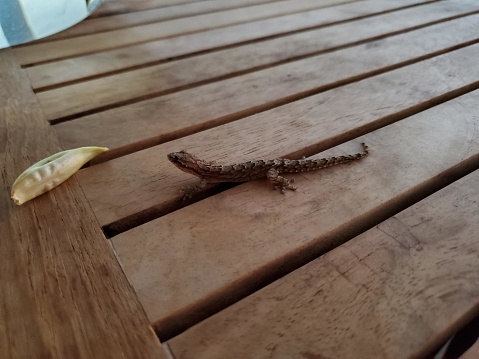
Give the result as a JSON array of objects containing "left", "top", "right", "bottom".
[{"left": 267, "top": 168, "right": 298, "bottom": 194}]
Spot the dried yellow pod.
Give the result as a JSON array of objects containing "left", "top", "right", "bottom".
[{"left": 11, "top": 146, "right": 108, "bottom": 205}]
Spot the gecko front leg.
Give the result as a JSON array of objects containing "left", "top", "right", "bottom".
[
  {"left": 181, "top": 178, "right": 208, "bottom": 199},
  {"left": 267, "top": 168, "right": 297, "bottom": 194}
]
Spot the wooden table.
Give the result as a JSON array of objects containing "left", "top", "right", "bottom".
[{"left": 2, "top": 0, "right": 479, "bottom": 357}]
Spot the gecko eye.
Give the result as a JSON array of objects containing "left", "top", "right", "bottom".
[{"left": 167, "top": 153, "right": 180, "bottom": 162}]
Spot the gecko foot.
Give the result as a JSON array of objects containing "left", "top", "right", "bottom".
[
  {"left": 180, "top": 187, "right": 195, "bottom": 200},
  {"left": 179, "top": 179, "right": 207, "bottom": 200},
  {"left": 267, "top": 168, "right": 298, "bottom": 194}
]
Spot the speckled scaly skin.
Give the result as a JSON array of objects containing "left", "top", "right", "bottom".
[{"left": 167, "top": 143, "right": 369, "bottom": 197}]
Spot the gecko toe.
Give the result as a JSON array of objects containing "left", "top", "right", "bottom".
[
  {"left": 180, "top": 186, "right": 194, "bottom": 200},
  {"left": 273, "top": 179, "right": 297, "bottom": 194}
]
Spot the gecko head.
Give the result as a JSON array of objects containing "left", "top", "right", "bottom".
[
  {"left": 167, "top": 150, "right": 197, "bottom": 165},
  {"left": 167, "top": 151, "right": 202, "bottom": 175}
]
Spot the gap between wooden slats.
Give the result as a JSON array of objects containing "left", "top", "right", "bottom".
[
  {"left": 432, "top": 315, "right": 479, "bottom": 359},
  {"left": 26, "top": 0, "right": 436, "bottom": 89},
  {"left": 50, "top": 13, "right": 479, "bottom": 165},
  {"left": 166, "top": 166, "right": 479, "bottom": 359},
  {"left": 40, "top": 0, "right": 283, "bottom": 42},
  {"left": 13, "top": 0, "right": 357, "bottom": 66},
  {"left": 74, "top": 43, "right": 479, "bottom": 234}
]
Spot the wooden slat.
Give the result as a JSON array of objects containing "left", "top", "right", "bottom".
[
  {"left": 46, "top": 0, "right": 280, "bottom": 41},
  {"left": 75, "top": 43, "right": 479, "bottom": 228},
  {"left": 43, "top": 9, "right": 479, "bottom": 122},
  {"left": 0, "top": 49, "right": 165, "bottom": 358},
  {"left": 110, "top": 88, "right": 479, "bottom": 335},
  {"left": 168, "top": 163, "right": 479, "bottom": 359},
  {"left": 26, "top": 0, "right": 433, "bottom": 88},
  {"left": 14, "top": 0, "right": 354, "bottom": 65},
  {"left": 90, "top": 0, "right": 224, "bottom": 17}
]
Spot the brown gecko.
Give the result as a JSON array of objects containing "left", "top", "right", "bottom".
[{"left": 167, "top": 143, "right": 369, "bottom": 198}]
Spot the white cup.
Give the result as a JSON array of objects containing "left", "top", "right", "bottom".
[{"left": 0, "top": 0, "right": 101, "bottom": 48}]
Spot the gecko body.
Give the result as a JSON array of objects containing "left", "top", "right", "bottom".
[{"left": 167, "top": 143, "right": 369, "bottom": 197}]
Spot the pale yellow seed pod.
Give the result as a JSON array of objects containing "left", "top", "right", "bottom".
[{"left": 11, "top": 146, "right": 108, "bottom": 205}]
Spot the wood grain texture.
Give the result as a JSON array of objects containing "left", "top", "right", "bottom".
[
  {"left": 26, "top": 0, "right": 432, "bottom": 88},
  {"left": 0, "top": 49, "right": 165, "bottom": 359},
  {"left": 14, "top": 0, "right": 354, "bottom": 65},
  {"left": 45, "top": 10, "right": 479, "bottom": 123},
  {"left": 168, "top": 161, "right": 479, "bottom": 359},
  {"left": 73, "top": 41, "right": 479, "bottom": 228},
  {"left": 90, "top": 0, "right": 231, "bottom": 17},
  {"left": 108, "top": 80, "right": 479, "bottom": 333},
  {"left": 46, "top": 0, "right": 280, "bottom": 40}
]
